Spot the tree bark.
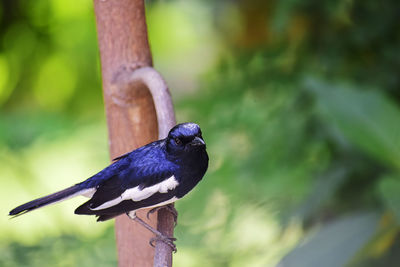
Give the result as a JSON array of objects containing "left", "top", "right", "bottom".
[{"left": 93, "top": 0, "right": 174, "bottom": 266}]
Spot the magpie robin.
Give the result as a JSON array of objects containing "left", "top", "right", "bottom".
[{"left": 9, "top": 122, "right": 208, "bottom": 249}]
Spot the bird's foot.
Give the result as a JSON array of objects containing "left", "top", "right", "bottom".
[
  {"left": 147, "top": 204, "right": 178, "bottom": 226},
  {"left": 149, "top": 236, "right": 177, "bottom": 253},
  {"left": 127, "top": 213, "right": 177, "bottom": 252}
]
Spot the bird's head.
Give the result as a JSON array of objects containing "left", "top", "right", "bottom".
[{"left": 166, "top": 123, "right": 206, "bottom": 155}]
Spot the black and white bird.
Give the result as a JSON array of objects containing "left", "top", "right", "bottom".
[{"left": 9, "top": 122, "right": 208, "bottom": 248}]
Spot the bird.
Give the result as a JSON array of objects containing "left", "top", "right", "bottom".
[{"left": 9, "top": 122, "right": 209, "bottom": 250}]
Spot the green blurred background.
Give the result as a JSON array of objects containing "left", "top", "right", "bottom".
[{"left": 1, "top": 0, "right": 400, "bottom": 266}]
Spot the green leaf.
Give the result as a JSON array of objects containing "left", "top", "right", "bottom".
[
  {"left": 379, "top": 176, "right": 400, "bottom": 223},
  {"left": 278, "top": 212, "right": 380, "bottom": 267},
  {"left": 306, "top": 78, "right": 400, "bottom": 170}
]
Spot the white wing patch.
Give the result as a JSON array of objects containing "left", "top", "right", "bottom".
[
  {"left": 91, "top": 176, "right": 179, "bottom": 210},
  {"left": 91, "top": 196, "right": 123, "bottom": 211}
]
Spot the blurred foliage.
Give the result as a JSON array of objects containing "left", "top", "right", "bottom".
[
  {"left": 0, "top": 0, "right": 400, "bottom": 266},
  {"left": 0, "top": 227, "right": 116, "bottom": 267}
]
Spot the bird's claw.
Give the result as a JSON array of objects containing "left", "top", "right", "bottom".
[
  {"left": 147, "top": 204, "right": 178, "bottom": 227},
  {"left": 149, "top": 236, "right": 177, "bottom": 253},
  {"left": 129, "top": 215, "right": 178, "bottom": 252}
]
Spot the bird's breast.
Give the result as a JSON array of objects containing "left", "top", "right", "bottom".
[{"left": 174, "top": 150, "right": 208, "bottom": 198}]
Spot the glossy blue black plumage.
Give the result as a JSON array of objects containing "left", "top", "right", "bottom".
[{"left": 9, "top": 123, "right": 208, "bottom": 222}]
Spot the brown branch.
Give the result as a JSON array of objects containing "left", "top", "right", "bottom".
[
  {"left": 112, "top": 66, "right": 176, "bottom": 138},
  {"left": 93, "top": 0, "right": 176, "bottom": 266}
]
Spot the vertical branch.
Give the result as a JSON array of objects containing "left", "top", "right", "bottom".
[
  {"left": 93, "top": 0, "right": 176, "bottom": 266},
  {"left": 93, "top": 0, "right": 157, "bottom": 266}
]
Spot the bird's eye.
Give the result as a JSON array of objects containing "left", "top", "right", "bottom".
[{"left": 174, "top": 137, "right": 182, "bottom": 145}]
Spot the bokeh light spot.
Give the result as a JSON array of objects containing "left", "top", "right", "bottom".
[{"left": 34, "top": 54, "right": 76, "bottom": 110}]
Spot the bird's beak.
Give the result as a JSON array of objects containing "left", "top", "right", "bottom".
[{"left": 190, "top": 136, "right": 206, "bottom": 147}]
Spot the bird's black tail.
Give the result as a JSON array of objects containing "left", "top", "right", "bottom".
[{"left": 9, "top": 185, "right": 84, "bottom": 217}]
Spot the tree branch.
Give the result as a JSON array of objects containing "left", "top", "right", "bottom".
[{"left": 93, "top": 0, "right": 176, "bottom": 266}]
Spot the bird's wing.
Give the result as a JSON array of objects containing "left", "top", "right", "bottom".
[{"left": 74, "top": 161, "right": 178, "bottom": 217}]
